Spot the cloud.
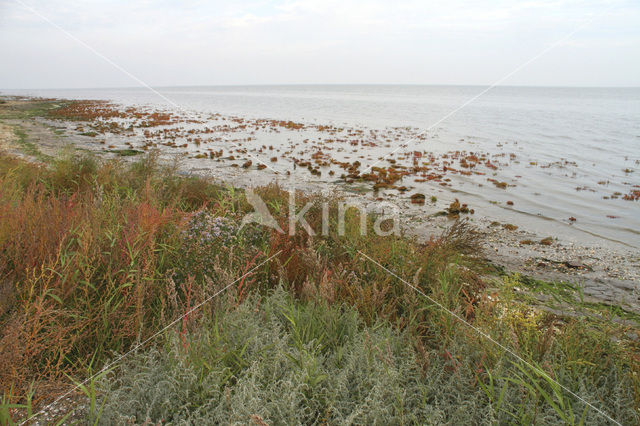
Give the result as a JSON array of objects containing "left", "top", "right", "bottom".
[{"left": 0, "top": 0, "right": 638, "bottom": 88}]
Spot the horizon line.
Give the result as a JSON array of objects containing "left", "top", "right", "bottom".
[{"left": 2, "top": 83, "right": 640, "bottom": 92}]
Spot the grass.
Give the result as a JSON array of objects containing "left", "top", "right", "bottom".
[
  {"left": 107, "top": 148, "right": 144, "bottom": 156},
  {"left": 0, "top": 149, "right": 637, "bottom": 424},
  {"left": 505, "top": 273, "right": 640, "bottom": 326},
  {"left": 0, "top": 99, "right": 61, "bottom": 120}
]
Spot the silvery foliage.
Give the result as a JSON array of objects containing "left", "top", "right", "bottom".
[{"left": 94, "top": 289, "right": 638, "bottom": 425}]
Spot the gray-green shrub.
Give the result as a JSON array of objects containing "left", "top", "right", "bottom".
[{"left": 92, "top": 288, "right": 637, "bottom": 425}]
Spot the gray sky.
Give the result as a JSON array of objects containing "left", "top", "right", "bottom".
[{"left": 1, "top": 0, "right": 639, "bottom": 89}]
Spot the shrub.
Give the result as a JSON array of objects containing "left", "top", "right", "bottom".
[
  {"left": 93, "top": 289, "right": 467, "bottom": 424},
  {"left": 92, "top": 288, "right": 640, "bottom": 424}
]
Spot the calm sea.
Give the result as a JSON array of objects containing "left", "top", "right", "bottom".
[{"left": 4, "top": 85, "right": 639, "bottom": 247}]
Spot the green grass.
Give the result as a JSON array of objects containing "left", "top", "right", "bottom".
[
  {"left": 0, "top": 99, "right": 61, "bottom": 120},
  {"left": 504, "top": 273, "right": 640, "bottom": 326},
  {"left": 107, "top": 148, "right": 144, "bottom": 156}
]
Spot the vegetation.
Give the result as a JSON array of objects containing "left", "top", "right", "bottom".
[
  {"left": 0, "top": 149, "right": 637, "bottom": 424},
  {"left": 0, "top": 99, "right": 60, "bottom": 121}
]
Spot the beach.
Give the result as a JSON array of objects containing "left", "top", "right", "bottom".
[{"left": 1, "top": 93, "right": 639, "bottom": 424}]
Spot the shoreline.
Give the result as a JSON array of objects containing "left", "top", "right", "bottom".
[
  {"left": 1, "top": 95, "right": 638, "bottom": 313},
  {"left": 1, "top": 96, "right": 639, "bottom": 424},
  {"left": 2, "top": 92, "right": 638, "bottom": 244}
]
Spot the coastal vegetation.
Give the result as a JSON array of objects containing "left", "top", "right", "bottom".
[
  {"left": 0, "top": 98, "right": 638, "bottom": 424},
  {"left": 0, "top": 148, "right": 636, "bottom": 424}
]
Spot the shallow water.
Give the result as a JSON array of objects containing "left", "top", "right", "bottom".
[{"left": 4, "top": 85, "right": 640, "bottom": 247}]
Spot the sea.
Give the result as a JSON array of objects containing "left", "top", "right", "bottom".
[{"left": 3, "top": 85, "right": 639, "bottom": 248}]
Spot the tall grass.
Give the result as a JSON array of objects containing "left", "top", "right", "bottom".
[
  {"left": 0, "top": 150, "right": 638, "bottom": 424},
  {"left": 0, "top": 152, "right": 265, "bottom": 412}
]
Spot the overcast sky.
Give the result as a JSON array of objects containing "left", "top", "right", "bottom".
[{"left": 1, "top": 0, "right": 639, "bottom": 89}]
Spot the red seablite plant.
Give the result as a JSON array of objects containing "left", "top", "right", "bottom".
[
  {"left": 623, "top": 189, "right": 640, "bottom": 201},
  {"left": 0, "top": 185, "right": 184, "bottom": 398},
  {"left": 0, "top": 154, "right": 226, "bottom": 406}
]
